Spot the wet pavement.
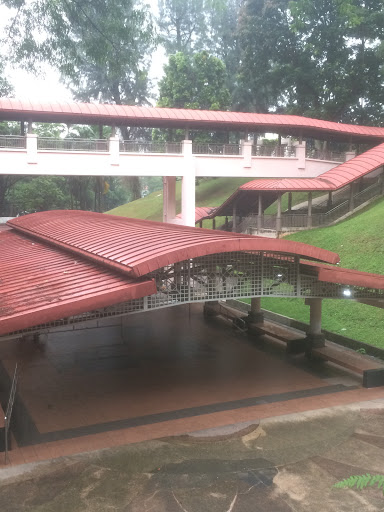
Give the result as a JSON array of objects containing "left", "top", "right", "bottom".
[
  {"left": 1, "top": 401, "right": 384, "bottom": 511},
  {"left": 0, "top": 304, "right": 384, "bottom": 509}
]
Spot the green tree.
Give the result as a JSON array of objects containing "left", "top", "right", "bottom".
[
  {"left": 237, "top": 0, "right": 384, "bottom": 122},
  {"left": 156, "top": 51, "right": 230, "bottom": 141},
  {"left": 3, "top": 0, "right": 155, "bottom": 199},
  {"left": 8, "top": 176, "right": 70, "bottom": 213},
  {"left": 158, "top": 51, "right": 230, "bottom": 110},
  {"left": 157, "top": 0, "right": 208, "bottom": 54}
]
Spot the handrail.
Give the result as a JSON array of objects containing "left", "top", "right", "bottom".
[
  {"left": 252, "top": 145, "right": 296, "bottom": 157},
  {"left": 38, "top": 137, "right": 108, "bottom": 152},
  {"left": 192, "top": 143, "right": 240, "bottom": 155},
  {"left": 0, "top": 135, "right": 26, "bottom": 149},
  {"left": 120, "top": 140, "right": 182, "bottom": 154}
]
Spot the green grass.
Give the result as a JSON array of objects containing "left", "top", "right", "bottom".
[
  {"left": 261, "top": 197, "right": 384, "bottom": 347},
  {"left": 107, "top": 177, "right": 250, "bottom": 227}
]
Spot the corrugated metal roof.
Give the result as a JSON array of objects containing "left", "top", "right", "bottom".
[
  {"left": 175, "top": 206, "right": 217, "bottom": 223},
  {"left": 237, "top": 143, "right": 384, "bottom": 192},
  {"left": 7, "top": 210, "right": 340, "bottom": 277},
  {"left": 1, "top": 98, "right": 384, "bottom": 143},
  {"left": 0, "top": 230, "right": 155, "bottom": 336},
  {"left": 301, "top": 261, "right": 384, "bottom": 290}
]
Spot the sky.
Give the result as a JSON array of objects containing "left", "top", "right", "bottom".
[{"left": 0, "top": 2, "right": 165, "bottom": 103}]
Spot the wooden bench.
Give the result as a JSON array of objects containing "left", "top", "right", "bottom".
[
  {"left": 312, "top": 342, "right": 384, "bottom": 388},
  {"left": 248, "top": 320, "right": 308, "bottom": 354}
]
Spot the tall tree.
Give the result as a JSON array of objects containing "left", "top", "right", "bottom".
[
  {"left": 237, "top": 0, "right": 384, "bottom": 122},
  {"left": 3, "top": 0, "right": 155, "bottom": 199},
  {"left": 157, "top": 0, "right": 208, "bottom": 54}
]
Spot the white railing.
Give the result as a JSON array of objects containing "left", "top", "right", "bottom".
[
  {"left": 252, "top": 145, "right": 296, "bottom": 157},
  {"left": 120, "top": 140, "right": 182, "bottom": 153},
  {"left": 0, "top": 135, "right": 26, "bottom": 149},
  {"left": 306, "top": 149, "right": 345, "bottom": 162},
  {"left": 192, "top": 143, "right": 241, "bottom": 155},
  {"left": 38, "top": 138, "right": 109, "bottom": 152}
]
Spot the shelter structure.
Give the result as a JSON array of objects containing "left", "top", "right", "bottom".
[
  {"left": 1, "top": 211, "right": 383, "bottom": 354},
  {"left": 211, "top": 143, "right": 384, "bottom": 234}
]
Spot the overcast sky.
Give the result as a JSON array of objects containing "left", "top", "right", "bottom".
[{"left": 1, "top": 2, "right": 165, "bottom": 103}]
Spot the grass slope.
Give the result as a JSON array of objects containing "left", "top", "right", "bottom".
[
  {"left": 107, "top": 178, "right": 250, "bottom": 226},
  {"left": 261, "top": 197, "right": 384, "bottom": 347}
]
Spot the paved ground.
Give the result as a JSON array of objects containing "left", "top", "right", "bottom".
[
  {"left": 0, "top": 304, "right": 384, "bottom": 509},
  {"left": 1, "top": 400, "right": 384, "bottom": 511}
]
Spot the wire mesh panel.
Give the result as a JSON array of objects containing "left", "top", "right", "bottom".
[{"left": 1, "top": 251, "right": 383, "bottom": 339}]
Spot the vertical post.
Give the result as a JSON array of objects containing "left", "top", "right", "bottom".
[
  {"left": 181, "top": 140, "right": 195, "bottom": 227},
  {"left": 109, "top": 135, "right": 120, "bottom": 166},
  {"left": 241, "top": 140, "right": 252, "bottom": 168},
  {"left": 257, "top": 193, "right": 263, "bottom": 232},
  {"left": 232, "top": 203, "right": 237, "bottom": 232},
  {"left": 248, "top": 297, "right": 263, "bottom": 323},
  {"left": 349, "top": 182, "right": 355, "bottom": 212},
  {"left": 307, "top": 191, "right": 313, "bottom": 228},
  {"left": 276, "top": 193, "right": 282, "bottom": 233},
  {"left": 225, "top": 216, "right": 229, "bottom": 231},
  {"left": 345, "top": 150, "right": 356, "bottom": 161},
  {"left": 305, "top": 298, "right": 325, "bottom": 349},
  {"left": 212, "top": 218, "right": 216, "bottom": 230},
  {"left": 327, "top": 191, "right": 333, "bottom": 209},
  {"left": 287, "top": 192, "right": 292, "bottom": 212},
  {"left": 295, "top": 140, "right": 306, "bottom": 170},
  {"left": 20, "top": 121, "right": 25, "bottom": 136},
  {"left": 26, "top": 121, "right": 37, "bottom": 164},
  {"left": 162, "top": 176, "right": 176, "bottom": 223}
]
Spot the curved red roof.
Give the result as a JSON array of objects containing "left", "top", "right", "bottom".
[
  {"left": 1, "top": 98, "right": 384, "bottom": 143},
  {"left": 238, "top": 143, "right": 384, "bottom": 192},
  {"left": 175, "top": 206, "right": 217, "bottom": 223},
  {"left": 0, "top": 230, "right": 155, "bottom": 336},
  {"left": 7, "top": 210, "right": 340, "bottom": 276}
]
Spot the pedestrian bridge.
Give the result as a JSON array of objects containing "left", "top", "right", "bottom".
[{"left": 0, "top": 135, "right": 345, "bottom": 179}]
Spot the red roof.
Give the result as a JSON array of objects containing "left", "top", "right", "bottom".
[
  {"left": 238, "top": 143, "right": 384, "bottom": 192},
  {"left": 7, "top": 210, "right": 340, "bottom": 278},
  {"left": 1, "top": 98, "right": 384, "bottom": 143},
  {"left": 0, "top": 230, "right": 155, "bottom": 336},
  {"left": 175, "top": 206, "right": 217, "bottom": 223},
  {"left": 302, "top": 261, "right": 384, "bottom": 290},
  {"left": 1, "top": 211, "right": 383, "bottom": 336}
]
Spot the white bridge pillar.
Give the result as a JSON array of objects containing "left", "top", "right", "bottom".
[
  {"left": 162, "top": 176, "right": 177, "bottom": 223},
  {"left": 181, "top": 140, "right": 196, "bottom": 227}
]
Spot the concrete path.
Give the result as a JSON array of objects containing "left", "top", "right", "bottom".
[{"left": 1, "top": 400, "right": 384, "bottom": 511}]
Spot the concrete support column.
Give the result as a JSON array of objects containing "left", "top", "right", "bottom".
[
  {"left": 181, "top": 140, "right": 196, "bottom": 227},
  {"left": 276, "top": 193, "right": 282, "bottom": 233},
  {"left": 248, "top": 297, "right": 263, "bottom": 323},
  {"left": 287, "top": 192, "right": 292, "bottom": 212},
  {"left": 241, "top": 140, "right": 252, "bottom": 168},
  {"left": 345, "top": 151, "right": 356, "bottom": 161},
  {"left": 305, "top": 298, "right": 325, "bottom": 349},
  {"left": 163, "top": 176, "right": 176, "bottom": 223},
  {"left": 295, "top": 140, "right": 306, "bottom": 170},
  {"left": 257, "top": 193, "right": 263, "bottom": 232},
  {"left": 109, "top": 136, "right": 120, "bottom": 166},
  {"left": 307, "top": 191, "right": 313, "bottom": 228},
  {"left": 327, "top": 191, "right": 333, "bottom": 209},
  {"left": 349, "top": 182, "right": 355, "bottom": 212},
  {"left": 26, "top": 133, "right": 38, "bottom": 164},
  {"left": 212, "top": 218, "right": 216, "bottom": 230},
  {"left": 232, "top": 203, "right": 237, "bottom": 232}
]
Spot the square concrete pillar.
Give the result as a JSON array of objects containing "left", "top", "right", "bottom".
[{"left": 26, "top": 133, "right": 38, "bottom": 164}]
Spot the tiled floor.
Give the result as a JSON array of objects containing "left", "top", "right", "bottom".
[{"left": 0, "top": 304, "right": 383, "bottom": 467}]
